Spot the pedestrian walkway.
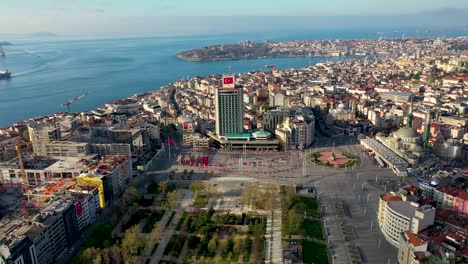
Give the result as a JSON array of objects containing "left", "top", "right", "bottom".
[
  {"left": 149, "top": 189, "right": 192, "bottom": 264},
  {"left": 265, "top": 189, "right": 282, "bottom": 264}
]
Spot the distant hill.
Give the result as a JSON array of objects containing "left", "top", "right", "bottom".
[
  {"left": 29, "top": 32, "right": 57, "bottom": 38},
  {"left": 0, "top": 42, "right": 12, "bottom": 46}
]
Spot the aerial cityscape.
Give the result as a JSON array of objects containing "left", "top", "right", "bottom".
[{"left": 0, "top": 1, "right": 468, "bottom": 264}]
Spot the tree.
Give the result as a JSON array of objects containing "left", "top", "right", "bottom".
[
  {"left": 119, "top": 187, "right": 141, "bottom": 215},
  {"left": 220, "top": 238, "right": 229, "bottom": 255},
  {"left": 428, "top": 76, "right": 437, "bottom": 83},
  {"left": 159, "top": 181, "right": 169, "bottom": 193},
  {"left": 92, "top": 254, "right": 102, "bottom": 264},
  {"left": 208, "top": 237, "right": 218, "bottom": 254},
  {"left": 240, "top": 185, "right": 257, "bottom": 209},
  {"left": 79, "top": 247, "right": 100, "bottom": 264},
  {"left": 187, "top": 235, "right": 201, "bottom": 249},
  {"left": 121, "top": 225, "right": 147, "bottom": 258},
  {"left": 166, "top": 190, "right": 181, "bottom": 209},
  {"left": 100, "top": 248, "right": 111, "bottom": 264},
  {"left": 233, "top": 235, "right": 242, "bottom": 254},
  {"left": 283, "top": 186, "right": 296, "bottom": 210},
  {"left": 128, "top": 203, "right": 140, "bottom": 216},
  {"left": 214, "top": 256, "right": 224, "bottom": 264},
  {"left": 190, "top": 182, "right": 204, "bottom": 195},
  {"left": 108, "top": 244, "right": 123, "bottom": 264}
]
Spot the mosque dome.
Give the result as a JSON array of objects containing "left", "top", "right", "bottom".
[
  {"left": 252, "top": 130, "right": 271, "bottom": 140},
  {"left": 394, "top": 126, "right": 418, "bottom": 139}
]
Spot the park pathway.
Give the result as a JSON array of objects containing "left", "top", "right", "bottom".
[
  {"left": 266, "top": 189, "right": 282, "bottom": 263},
  {"left": 149, "top": 189, "right": 192, "bottom": 264}
]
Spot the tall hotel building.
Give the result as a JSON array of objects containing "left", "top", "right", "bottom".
[{"left": 215, "top": 76, "right": 244, "bottom": 135}]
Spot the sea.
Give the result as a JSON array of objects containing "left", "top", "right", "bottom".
[{"left": 0, "top": 28, "right": 466, "bottom": 126}]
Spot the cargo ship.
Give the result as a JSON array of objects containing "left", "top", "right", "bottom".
[{"left": 0, "top": 70, "right": 11, "bottom": 79}]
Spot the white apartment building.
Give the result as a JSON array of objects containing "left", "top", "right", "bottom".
[{"left": 378, "top": 195, "right": 435, "bottom": 247}]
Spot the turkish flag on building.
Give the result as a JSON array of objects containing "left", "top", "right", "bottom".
[
  {"left": 168, "top": 137, "right": 174, "bottom": 145},
  {"left": 223, "top": 76, "right": 235, "bottom": 88},
  {"left": 76, "top": 202, "right": 83, "bottom": 216}
]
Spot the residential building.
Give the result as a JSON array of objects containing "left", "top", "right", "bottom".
[
  {"left": 262, "top": 107, "right": 290, "bottom": 133},
  {"left": 378, "top": 195, "right": 435, "bottom": 247},
  {"left": 398, "top": 231, "right": 429, "bottom": 264}
]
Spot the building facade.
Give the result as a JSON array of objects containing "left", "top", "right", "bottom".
[
  {"left": 215, "top": 86, "right": 244, "bottom": 136},
  {"left": 262, "top": 107, "right": 290, "bottom": 133},
  {"left": 378, "top": 195, "right": 435, "bottom": 247}
]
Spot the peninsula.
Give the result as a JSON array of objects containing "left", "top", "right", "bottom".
[
  {"left": 0, "top": 42, "right": 12, "bottom": 46},
  {"left": 176, "top": 38, "right": 467, "bottom": 62}
]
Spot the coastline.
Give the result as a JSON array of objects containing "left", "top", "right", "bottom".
[
  {"left": 176, "top": 53, "right": 365, "bottom": 62},
  {"left": 1, "top": 34, "right": 466, "bottom": 127}
]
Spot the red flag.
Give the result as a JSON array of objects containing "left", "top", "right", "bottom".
[
  {"left": 168, "top": 137, "right": 174, "bottom": 145},
  {"left": 223, "top": 76, "right": 235, "bottom": 88},
  {"left": 223, "top": 77, "right": 234, "bottom": 84}
]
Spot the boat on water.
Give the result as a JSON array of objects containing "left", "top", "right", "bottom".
[
  {"left": 0, "top": 48, "right": 5, "bottom": 57},
  {"left": 0, "top": 70, "right": 11, "bottom": 79}
]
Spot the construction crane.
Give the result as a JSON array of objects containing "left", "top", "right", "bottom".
[
  {"left": 15, "top": 142, "right": 32, "bottom": 193},
  {"left": 62, "top": 91, "right": 89, "bottom": 112}
]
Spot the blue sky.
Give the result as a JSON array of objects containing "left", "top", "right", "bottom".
[{"left": 1, "top": 0, "right": 467, "bottom": 36}]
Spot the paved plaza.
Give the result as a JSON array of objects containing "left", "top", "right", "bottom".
[{"left": 145, "top": 135, "right": 411, "bottom": 263}]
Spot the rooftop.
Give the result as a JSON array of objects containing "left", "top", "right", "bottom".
[
  {"left": 387, "top": 201, "right": 418, "bottom": 219},
  {"left": 404, "top": 231, "right": 427, "bottom": 247}
]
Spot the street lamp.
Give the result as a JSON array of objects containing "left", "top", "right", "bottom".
[
  {"left": 320, "top": 204, "right": 327, "bottom": 217},
  {"left": 317, "top": 192, "right": 323, "bottom": 201},
  {"left": 327, "top": 235, "right": 335, "bottom": 244},
  {"left": 332, "top": 253, "right": 340, "bottom": 264},
  {"left": 361, "top": 183, "right": 366, "bottom": 191}
]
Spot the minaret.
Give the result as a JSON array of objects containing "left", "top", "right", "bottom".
[
  {"left": 422, "top": 107, "right": 431, "bottom": 147},
  {"left": 406, "top": 99, "right": 414, "bottom": 128}
]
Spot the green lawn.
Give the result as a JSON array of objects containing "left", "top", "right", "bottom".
[
  {"left": 302, "top": 240, "right": 330, "bottom": 264},
  {"left": 242, "top": 238, "right": 253, "bottom": 263},
  {"left": 176, "top": 212, "right": 188, "bottom": 231},
  {"left": 298, "top": 197, "right": 320, "bottom": 217},
  {"left": 193, "top": 193, "right": 209, "bottom": 207},
  {"left": 303, "top": 219, "right": 324, "bottom": 240}
]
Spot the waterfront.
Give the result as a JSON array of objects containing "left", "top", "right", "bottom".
[{"left": 0, "top": 28, "right": 465, "bottom": 126}]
